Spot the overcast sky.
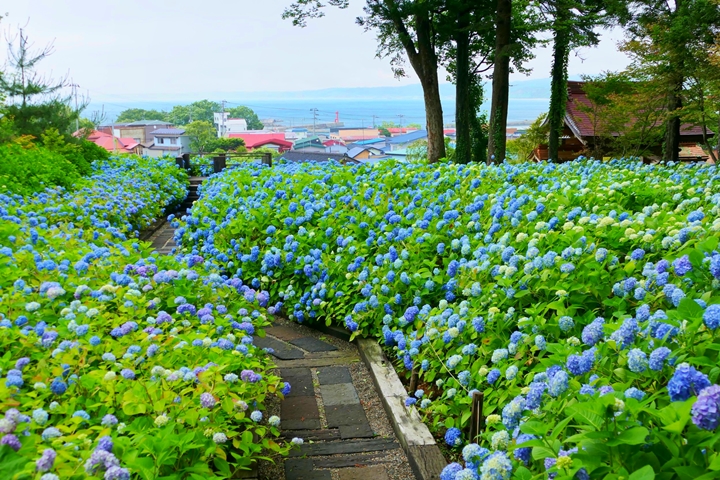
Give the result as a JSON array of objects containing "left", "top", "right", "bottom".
[{"left": 2, "top": 0, "right": 631, "bottom": 101}]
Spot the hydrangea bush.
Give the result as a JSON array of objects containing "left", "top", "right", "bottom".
[
  {"left": 176, "top": 159, "right": 720, "bottom": 478},
  {"left": 0, "top": 156, "right": 288, "bottom": 479}
]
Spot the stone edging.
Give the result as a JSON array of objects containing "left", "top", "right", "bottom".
[{"left": 356, "top": 339, "right": 447, "bottom": 480}]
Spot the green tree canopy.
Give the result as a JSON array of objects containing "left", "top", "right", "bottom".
[
  {"left": 115, "top": 108, "right": 167, "bottom": 123},
  {"left": 227, "top": 106, "right": 263, "bottom": 130},
  {"left": 184, "top": 120, "right": 217, "bottom": 154},
  {"left": 166, "top": 100, "right": 220, "bottom": 125}
]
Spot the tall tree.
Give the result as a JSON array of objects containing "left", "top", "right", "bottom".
[
  {"left": 440, "top": 0, "right": 495, "bottom": 163},
  {"left": 0, "top": 29, "right": 80, "bottom": 139},
  {"left": 227, "top": 106, "right": 264, "bottom": 130},
  {"left": 284, "top": 0, "right": 447, "bottom": 163},
  {"left": 541, "top": 0, "right": 609, "bottom": 162},
  {"left": 166, "top": 100, "right": 221, "bottom": 125},
  {"left": 623, "top": 0, "right": 720, "bottom": 161},
  {"left": 487, "top": 0, "right": 512, "bottom": 163},
  {"left": 184, "top": 120, "right": 217, "bottom": 155}
]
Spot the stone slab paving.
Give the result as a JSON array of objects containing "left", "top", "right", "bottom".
[
  {"left": 149, "top": 216, "right": 416, "bottom": 479},
  {"left": 320, "top": 383, "right": 360, "bottom": 406},
  {"left": 338, "top": 465, "right": 391, "bottom": 480},
  {"left": 317, "top": 366, "right": 353, "bottom": 385},
  {"left": 267, "top": 318, "right": 416, "bottom": 480},
  {"left": 148, "top": 222, "right": 177, "bottom": 254},
  {"left": 290, "top": 336, "right": 339, "bottom": 352}
]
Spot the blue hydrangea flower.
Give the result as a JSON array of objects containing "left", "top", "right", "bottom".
[
  {"left": 668, "top": 363, "right": 711, "bottom": 402},
  {"left": 704, "top": 304, "right": 720, "bottom": 330},
  {"left": 627, "top": 349, "right": 648, "bottom": 373},
  {"left": 625, "top": 387, "right": 646, "bottom": 401},
  {"left": 548, "top": 370, "right": 569, "bottom": 397},
  {"left": 444, "top": 427, "right": 462, "bottom": 447},
  {"left": 582, "top": 318, "right": 604, "bottom": 346}
]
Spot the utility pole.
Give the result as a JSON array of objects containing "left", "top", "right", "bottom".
[
  {"left": 220, "top": 100, "right": 227, "bottom": 138},
  {"left": 398, "top": 114, "right": 405, "bottom": 129},
  {"left": 310, "top": 108, "right": 319, "bottom": 136},
  {"left": 69, "top": 82, "right": 80, "bottom": 132}
]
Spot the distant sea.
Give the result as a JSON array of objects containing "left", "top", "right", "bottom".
[
  {"left": 90, "top": 97, "right": 550, "bottom": 128},
  {"left": 87, "top": 79, "right": 557, "bottom": 127}
]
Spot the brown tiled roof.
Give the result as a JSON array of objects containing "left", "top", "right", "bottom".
[{"left": 566, "top": 81, "right": 712, "bottom": 139}]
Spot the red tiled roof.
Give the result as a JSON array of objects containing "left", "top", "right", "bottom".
[
  {"left": 387, "top": 127, "right": 417, "bottom": 135},
  {"left": 566, "top": 81, "right": 712, "bottom": 139},
  {"left": 228, "top": 132, "right": 291, "bottom": 149},
  {"left": 84, "top": 130, "right": 136, "bottom": 153},
  {"left": 323, "top": 139, "right": 345, "bottom": 146},
  {"left": 249, "top": 139, "right": 293, "bottom": 149}
]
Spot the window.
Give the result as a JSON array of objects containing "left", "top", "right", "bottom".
[
  {"left": 170, "top": 137, "right": 177, "bottom": 145},
  {"left": 157, "top": 137, "right": 164, "bottom": 145}
]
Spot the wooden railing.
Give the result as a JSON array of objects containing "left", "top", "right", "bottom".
[{"left": 175, "top": 152, "right": 272, "bottom": 174}]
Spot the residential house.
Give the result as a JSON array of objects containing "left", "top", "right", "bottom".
[
  {"left": 323, "top": 139, "right": 348, "bottom": 154},
  {"left": 227, "top": 132, "right": 291, "bottom": 152},
  {"left": 83, "top": 130, "right": 141, "bottom": 154},
  {"left": 347, "top": 146, "right": 384, "bottom": 161},
  {"left": 214, "top": 112, "right": 248, "bottom": 137},
  {"left": 285, "top": 128, "right": 309, "bottom": 140},
  {"left": 531, "top": 81, "right": 714, "bottom": 162},
  {"left": 145, "top": 128, "right": 191, "bottom": 157},
  {"left": 349, "top": 138, "right": 387, "bottom": 148},
  {"left": 384, "top": 149, "right": 409, "bottom": 161},
  {"left": 98, "top": 120, "right": 174, "bottom": 145},
  {"left": 386, "top": 127, "right": 418, "bottom": 136},
  {"left": 278, "top": 151, "right": 360, "bottom": 164},
  {"left": 228, "top": 133, "right": 292, "bottom": 152},
  {"left": 329, "top": 127, "right": 381, "bottom": 142},
  {"left": 386, "top": 130, "right": 428, "bottom": 151},
  {"left": 293, "top": 136, "right": 326, "bottom": 153}
]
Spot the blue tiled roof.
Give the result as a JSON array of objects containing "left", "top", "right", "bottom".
[
  {"left": 354, "top": 138, "right": 386, "bottom": 145},
  {"left": 388, "top": 130, "right": 428, "bottom": 144}
]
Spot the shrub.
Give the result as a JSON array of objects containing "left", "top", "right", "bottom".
[
  {"left": 0, "top": 156, "right": 287, "bottom": 479},
  {"left": 0, "top": 141, "right": 80, "bottom": 195},
  {"left": 174, "top": 158, "right": 720, "bottom": 478}
]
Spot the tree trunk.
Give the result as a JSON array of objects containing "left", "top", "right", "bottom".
[
  {"left": 384, "top": 1, "right": 445, "bottom": 163},
  {"left": 548, "top": 6, "right": 570, "bottom": 163},
  {"left": 487, "top": 0, "right": 512, "bottom": 164},
  {"left": 415, "top": 11, "right": 446, "bottom": 164},
  {"left": 662, "top": 79, "right": 682, "bottom": 161},
  {"left": 454, "top": 10, "right": 472, "bottom": 164}
]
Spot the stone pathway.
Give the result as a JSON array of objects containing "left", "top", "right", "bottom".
[
  {"left": 148, "top": 176, "right": 417, "bottom": 480},
  {"left": 148, "top": 222, "right": 177, "bottom": 255},
  {"left": 261, "top": 317, "right": 416, "bottom": 480}
]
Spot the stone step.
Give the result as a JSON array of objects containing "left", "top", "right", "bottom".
[{"left": 289, "top": 438, "right": 398, "bottom": 457}]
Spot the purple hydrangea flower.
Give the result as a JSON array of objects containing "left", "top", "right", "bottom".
[
  {"left": 200, "top": 392, "right": 216, "bottom": 409},
  {"left": 97, "top": 436, "right": 113, "bottom": 452},
  {"left": 692, "top": 385, "right": 720, "bottom": 431},
  {"left": 1, "top": 434, "right": 21, "bottom": 451},
  {"left": 36, "top": 448, "right": 56, "bottom": 472},
  {"left": 673, "top": 255, "right": 692, "bottom": 276}
]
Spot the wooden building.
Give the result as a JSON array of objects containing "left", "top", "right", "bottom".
[{"left": 532, "top": 81, "right": 714, "bottom": 162}]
